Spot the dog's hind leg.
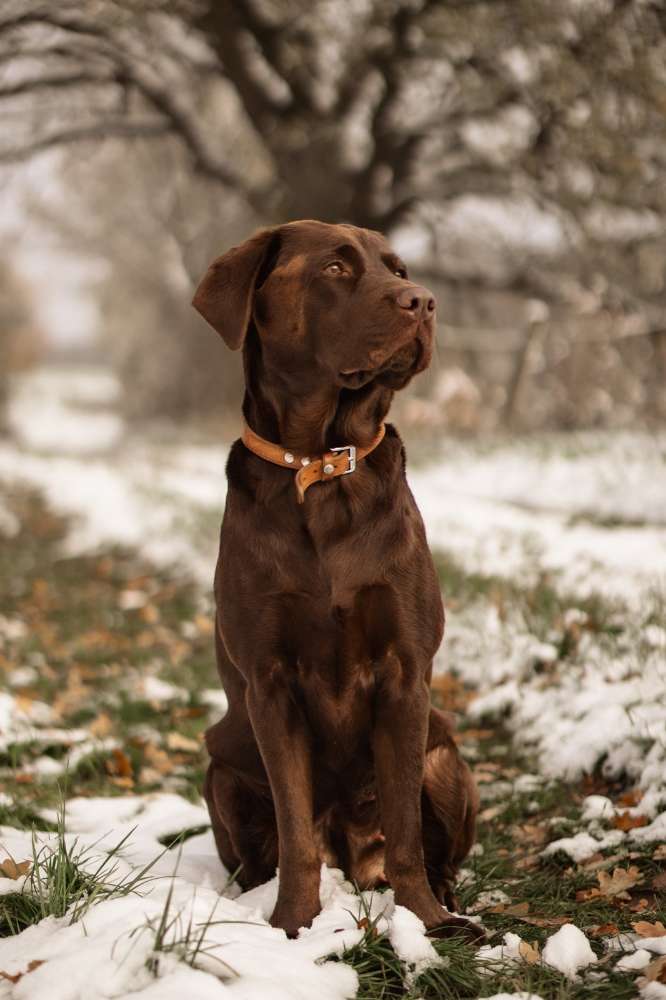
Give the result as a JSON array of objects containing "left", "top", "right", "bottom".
[
  {"left": 422, "top": 730, "right": 479, "bottom": 914},
  {"left": 204, "top": 715, "right": 278, "bottom": 890}
]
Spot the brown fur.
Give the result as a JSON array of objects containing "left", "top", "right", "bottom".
[{"left": 193, "top": 220, "right": 482, "bottom": 940}]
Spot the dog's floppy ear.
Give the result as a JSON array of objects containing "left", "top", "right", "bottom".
[{"left": 192, "top": 227, "right": 280, "bottom": 350}]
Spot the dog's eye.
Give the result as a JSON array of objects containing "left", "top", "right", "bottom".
[
  {"left": 325, "top": 261, "right": 345, "bottom": 275},
  {"left": 394, "top": 266, "right": 408, "bottom": 279}
]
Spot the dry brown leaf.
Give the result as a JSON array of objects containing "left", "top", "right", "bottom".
[
  {"left": 195, "top": 614, "right": 214, "bottom": 635},
  {"left": 140, "top": 603, "right": 160, "bottom": 624},
  {"left": 143, "top": 742, "right": 174, "bottom": 775},
  {"left": 512, "top": 823, "right": 548, "bottom": 847},
  {"left": 628, "top": 897, "right": 650, "bottom": 914},
  {"left": 88, "top": 712, "right": 114, "bottom": 738},
  {"left": 166, "top": 732, "right": 200, "bottom": 754},
  {"left": 0, "top": 858, "right": 31, "bottom": 880},
  {"left": 488, "top": 901, "right": 530, "bottom": 916},
  {"left": 617, "top": 788, "right": 643, "bottom": 808},
  {"left": 588, "top": 922, "right": 620, "bottom": 938},
  {"left": 109, "top": 776, "right": 134, "bottom": 789},
  {"left": 106, "top": 748, "right": 133, "bottom": 778},
  {"left": 638, "top": 954, "right": 666, "bottom": 985},
  {"left": 597, "top": 865, "right": 642, "bottom": 899},
  {"left": 0, "top": 960, "right": 44, "bottom": 984},
  {"left": 430, "top": 673, "right": 472, "bottom": 711},
  {"left": 613, "top": 811, "right": 648, "bottom": 831},
  {"left": 653, "top": 871, "right": 666, "bottom": 891},
  {"left": 519, "top": 914, "right": 570, "bottom": 928},
  {"left": 576, "top": 887, "right": 602, "bottom": 902},
  {"left": 653, "top": 844, "right": 666, "bottom": 861},
  {"left": 479, "top": 805, "right": 505, "bottom": 822},
  {"left": 514, "top": 855, "right": 540, "bottom": 871},
  {"left": 633, "top": 920, "right": 666, "bottom": 938},
  {"left": 518, "top": 939, "right": 541, "bottom": 964}
]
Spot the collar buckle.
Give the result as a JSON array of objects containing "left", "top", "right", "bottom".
[{"left": 331, "top": 444, "right": 357, "bottom": 475}]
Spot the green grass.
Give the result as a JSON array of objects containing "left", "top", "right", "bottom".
[
  {"left": 0, "top": 802, "right": 163, "bottom": 936},
  {"left": 1, "top": 486, "right": 664, "bottom": 997}
]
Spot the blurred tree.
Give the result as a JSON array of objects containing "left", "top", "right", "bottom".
[
  {"left": 1, "top": 0, "right": 665, "bottom": 426},
  {"left": 0, "top": 261, "right": 40, "bottom": 431}
]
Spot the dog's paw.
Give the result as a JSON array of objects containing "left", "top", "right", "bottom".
[{"left": 270, "top": 896, "right": 321, "bottom": 938}]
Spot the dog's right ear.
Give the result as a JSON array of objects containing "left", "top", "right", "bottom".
[{"left": 192, "top": 227, "right": 280, "bottom": 350}]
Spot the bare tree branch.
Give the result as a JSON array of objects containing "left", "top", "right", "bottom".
[
  {"left": 0, "top": 72, "right": 116, "bottom": 98},
  {"left": 0, "top": 119, "right": 171, "bottom": 164}
]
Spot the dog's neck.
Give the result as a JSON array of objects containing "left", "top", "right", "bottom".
[{"left": 242, "top": 331, "right": 392, "bottom": 455}]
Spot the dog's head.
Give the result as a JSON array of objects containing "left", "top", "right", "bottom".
[{"left": 193, "top": 220, "right": 435, "bottom": 391}]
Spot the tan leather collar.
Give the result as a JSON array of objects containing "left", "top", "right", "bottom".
[{"left": 242, "top": 421, "right": 386, "bottom": 503}]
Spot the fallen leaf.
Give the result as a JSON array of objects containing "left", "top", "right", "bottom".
[
  {"left": 653, "top": 871, "right": 666, "bottom": 891},
  {"left": 479, "top": 805, "right": 505, "bottom": 822},
  {"left": 653, "top": 844, "right": 666, "bottom": 861},
  {"left": 512, "top": 823, "right": 548, "bottom": 847},
  {"left": 617, "top": 788, "right": 643, "bottom": 808},
  {"left": 356, "top": 916, "right": 378, "bottom": 938},
  {"left": 613, "top": 811, "right": 648, "bottom": 831},
  {"left": 520, "top": 914, "right": 570, "bottom": 928},
  {"left": 638, "top": 954, "right": 666, "bottom": 985},
  {"left": 597, "top": 865, "right": 642, "bottom": 899},
  {"left": 166, "top": 732, "right": 201, "bottom": 754},
  {"left": 474, "top": 770, "right": 502, "bottom": 785},
  {"left": 457, "top": 728, "right": 495, "bottom": 741},
  {"left": 106, "top": 748, "right": 133, "bottom": 778},
  {"left": 0, "top": 858, "right": 31, "bottom": 880},
  {"left": 430, "top": 673, "right": 472, "bottom": 711},
  {"left": 518, "top": 939, "right": 541, "bottom": 964},
  {"left": 514, "top": 855, "right": 540, "bottom": 871},
  {"left": 0, "top": 960, "right": 44, "bottom": 984},
  {"left": 143, "top": 742, "right": 174, "bottom": 775},
  {"left": 140, "top": 603, "right": 160, "bottom": 624},
  {"left": 109, "top": 776, "right": 134, "bottom": 789},
  {"left": 588, "top": 922, "right": 620, "bottom": 938},
  {"left": 195, "top": 614, "right": 214, "bottom": 635},
  {"left": 628, "top": 898, "right": 651, "bottom": 914},
  {"left": 488, "top": 901, "right": 530, "bottom": 916},
  {"left": 577, "top": 886, "right": 601, "bottom": 902},
  {"left": 88, "top": 712, "right": 114, "bottom": 738},
  {"left": 633, "top": 920, "right": 666, "bottom": 938}
]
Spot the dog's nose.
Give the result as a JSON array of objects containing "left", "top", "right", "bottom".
[{"left": 396, "top": 286, "right": 436, "bottom": 316}]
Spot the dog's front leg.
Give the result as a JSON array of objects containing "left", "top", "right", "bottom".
[
  {"left": 373, "top": 653, "right": 480, "bottom": 939},
  {"left": 246, "top": 667, "right": 320, "bottom": 937}
]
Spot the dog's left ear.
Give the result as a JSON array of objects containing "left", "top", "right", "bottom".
[{"left": 192, "top": 227, "right": 280, "bottom": 350}]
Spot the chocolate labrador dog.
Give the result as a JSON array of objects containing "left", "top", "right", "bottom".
[{"left": 193, "top": 220, "right": 480, "bottom": 939}]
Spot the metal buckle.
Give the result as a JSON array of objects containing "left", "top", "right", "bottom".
[{"left": 331, "top": 444, "right": 357, "bottom": 474}]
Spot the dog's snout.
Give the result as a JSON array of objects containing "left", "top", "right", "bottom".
[{"left": 395, "top": 286, "right": 436, "bottom": 316}]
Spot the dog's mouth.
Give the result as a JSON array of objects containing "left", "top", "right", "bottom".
[{"left": 338, "top": 337, "right": 426, "bottom": 390}]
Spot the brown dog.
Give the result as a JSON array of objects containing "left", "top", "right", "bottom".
[{"left": 193, "top": 220, "right": 481, "bottom": 940}]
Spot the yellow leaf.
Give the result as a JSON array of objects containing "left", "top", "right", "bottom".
[
  {"left": 597, "top": 865, "right": 641, "bottom": 899},
  {"left": 0, "top": 858, "right": 31, "bottom": 880},
  {"left": 633, "top": 920, "right": 666, "bottom": 938},
  {"left": 88, "top": 712, "right": 114, "bottom": 738},
  {"left": 518, "top": 939, "right": 541, "bottom": 964},
  {"left": 166, "top": 732, "right": 201, "bottom": 753}
]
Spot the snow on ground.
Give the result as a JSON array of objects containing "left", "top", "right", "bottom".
[
  {"left": 0, "top": 802, "right": 365, "bottom": 1000},
  {"left": 411, "top": 433, "right": 666, "bottom": 605},
  {"left": 1, "top": 366, "right": 665, "bottom": 997}
]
